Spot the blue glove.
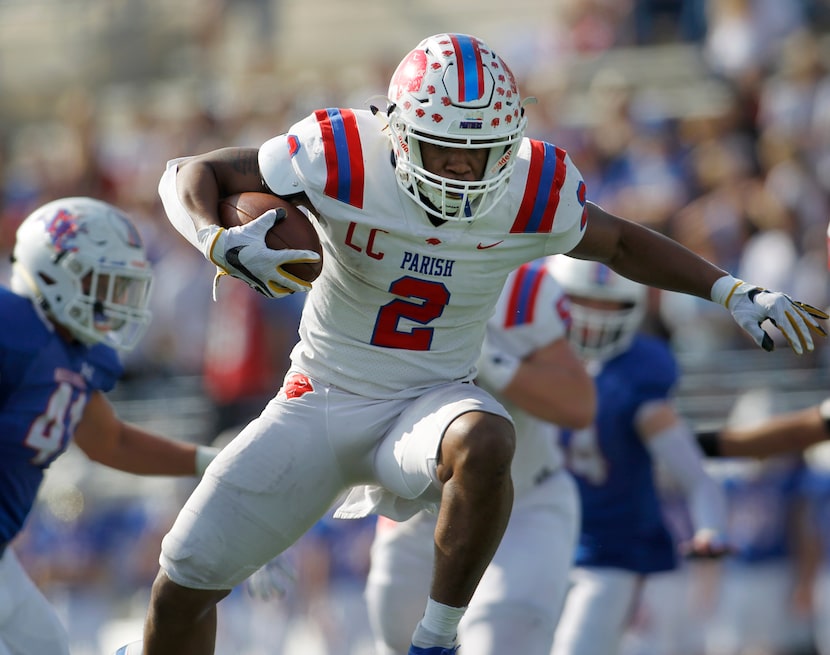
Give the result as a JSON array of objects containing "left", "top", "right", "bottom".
[{"left": 712, "top": 275, "right": 828, "bottom": 354}]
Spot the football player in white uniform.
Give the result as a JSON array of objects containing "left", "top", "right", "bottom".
[
  {"left": 128, "top": 33, "right": 826, "bottom": 655},
  {"left": 365, "top": 257, "right": 594, "bottom": 655}
]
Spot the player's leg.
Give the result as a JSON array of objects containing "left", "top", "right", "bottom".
[
  {"left": 551, "top": 567, "right": 642, "bottom": 655},
  {"left": 433, "top": 408, "right": 515, "bottom": 602},
  {"left": 0, "top": 549, "right": 70, "bottom": 655},
  {"left": 143, "top": 378, "right": 363, "bottom": 654},
  {"left": 459, "top": 471, "right": 580, "bottom": 655},
  {"left": 813, "top": 563, "right": 830, "bottom": 655},
  {"left": 366, "top": 514, "right": 436, "bottom": 654},
  {"left": 621, "top": 568, "right": 705, "bottom": 655},
  {"left": 705, "top": 560, "right": 808, "bottom": 655},
  {"left": 369, "top": 383, "right": 515, "bottom": 652}
]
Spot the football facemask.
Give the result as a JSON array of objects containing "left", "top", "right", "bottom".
[
  {"left": 387, "top": 33, "right": 528, "bottom": 221},
  {"left": 549, "top": 256, "right": 647, "bottom": 362}
]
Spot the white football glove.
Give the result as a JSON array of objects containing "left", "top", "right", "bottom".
[
  {"left": 198, "top": 208, "right": 320, "bottom": 300},
  {"left": 711, "top": 275, "right": 828, "bottom": 354}
]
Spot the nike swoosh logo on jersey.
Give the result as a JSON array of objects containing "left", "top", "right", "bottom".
[
  {"left": 477, "top": 240, "right": 504, "bottom": 250},
  {"left": 225, "top": 245, "right": 267, "bottom": 293}
]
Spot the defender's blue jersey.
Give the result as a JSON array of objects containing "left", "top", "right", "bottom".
[
  {"left": 561, "top": 334, "right": 679, "bottom": 573},
  {"left": 0, "top": 288, "right": 122, "bottom": 542},
  {"left": 801, "top": 456, "right": 830, "bottom": 560}
]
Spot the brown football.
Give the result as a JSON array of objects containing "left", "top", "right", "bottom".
[{"left": 218, "top": 192, "right": 323, "bottom": 283}]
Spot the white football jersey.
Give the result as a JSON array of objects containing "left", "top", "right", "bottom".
[
  {"left": 259, "top": 108, "right": 587, "bottom": 398},
  {"left": 476, "top": 259, "right": 571, "bottom": 496}
]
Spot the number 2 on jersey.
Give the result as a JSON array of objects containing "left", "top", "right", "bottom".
[{"left": 371, "top": 276, "right": 451, "bottom": 350}]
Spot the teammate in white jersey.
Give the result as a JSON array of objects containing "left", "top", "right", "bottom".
[
  {"left": 128, "top": 33, "right": 826, "bottom": 655},
  {"left": 365, "top": 257, "right": 594, "bottom": 655}
]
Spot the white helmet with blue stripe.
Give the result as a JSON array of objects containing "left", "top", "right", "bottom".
[
  {"left": 548, "top": 256, "right": 647, "bottom": 362},
  {"left": 387, "top": 33, "right": 528, "bottom": 222}
]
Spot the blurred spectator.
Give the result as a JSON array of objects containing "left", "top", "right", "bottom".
[
  {"left": 704, "top": 0, "right": 809, "bottom": 82},
  {"left": 800, "top": 443, "right": 830, "bottom": 655},
  {"left": 634, "top": 0, "right": 707, "bottom": 44},
  {"left": 702, "top": 390, "right": 814, "bottom": 655},
  {"left": 203, "top": 280, "right": 305, "bottom": 436},
  {"left": 756, "top": 29, "right": 830, "bottom": 155}
]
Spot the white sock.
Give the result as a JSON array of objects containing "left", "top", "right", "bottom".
[{"left": 411, "top": 598, "right": 466, "bottom": 648}]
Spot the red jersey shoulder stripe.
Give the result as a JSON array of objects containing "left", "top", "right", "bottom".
[
  {"left": 512, "top": 140, "right": 567, "bottom": 234},
  {"left": 505, "top": 259, "right": 547, "bottom": 327},
  {"left": 314, "top": 108, "right": 365, "bottom": 208}
]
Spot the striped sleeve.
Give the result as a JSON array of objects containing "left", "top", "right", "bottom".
[
  {"left": 511, "top": 140, "right": 568, "bottom": 234},
  {"left": 314, "top": 108, "right": 365, "bottom": 208}
]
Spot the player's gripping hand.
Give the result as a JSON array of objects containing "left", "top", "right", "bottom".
[
  {"left": 197, "top": 208, "right": 320, "bottom": 299},
  {"left": 681, "top": 528, "right": 732, "bottom": 560},
  {"left": 245, "top": 554, "right": 296, "bottom": 600},
  {"left": 711, "top": 275, "right": 828, "bottom": 354}
]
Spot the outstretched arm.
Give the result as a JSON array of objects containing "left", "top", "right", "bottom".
[
  {"left": 479, "top": 336, "right": 596, "bottom": 429},
  {"left": 569, "top": 203, "right": 724, "bottom": 298},
  {"left": 697, "top": 399, "right": 830, "bottom": 458},
  {"left": 73, "top": 391, "right": 217, "bottom": 476},
  {"left": 570, "top": 202, "right": 827, "bottom": 353},
  {"left": 637, "top": 400, "right": 729, "bottom": 558}
]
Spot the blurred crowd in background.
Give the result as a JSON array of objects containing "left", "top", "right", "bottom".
[{"left": 4, "top": 0, "right": 830, "bottom": 653}]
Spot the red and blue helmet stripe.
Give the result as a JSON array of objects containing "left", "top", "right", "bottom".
[{"left": 449, "top": 34, "right": 486, "bottom": 103}]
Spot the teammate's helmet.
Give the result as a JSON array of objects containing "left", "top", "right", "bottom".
[
  {"left": 548, "top": 256, "right": 647, "bottom": 362},
  {"left": 387, "top": 33, "right": 527, "bottom": 221},
  {"left": 11, "top": 197, "right": 153, "bottom": 351}
]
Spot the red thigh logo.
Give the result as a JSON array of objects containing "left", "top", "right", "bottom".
[{"left": 281, "top": 373, "right": 314, "bottom": 399}]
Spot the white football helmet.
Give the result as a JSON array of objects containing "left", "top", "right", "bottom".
[
  {"left": 548, "top": 255, "right": 647, "bottom": 362},
  {"left": 387, "top": 33, "right": 527, "bottom": 221},
  {"left": 11, "top": 197, "right": 153, "bottom": 351}
]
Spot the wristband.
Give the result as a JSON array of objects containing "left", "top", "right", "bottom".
[
  {"left": 820, "top": 398, "right": 830, "bottom": 437},
  {"left": 710, "top": 274, "right": 743, "bottom": 308},
  {"left": 696, "top": 430, "right": 722, "bottom": 457},
  {"left": 476, "top": 349, "right": 521, "bottom": 392},
  {"left": 197, "top": 225, "right": 225, "bottom": 266},
  {"left": 195, "top": 445, "right": 221, "bottom": 476}
]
